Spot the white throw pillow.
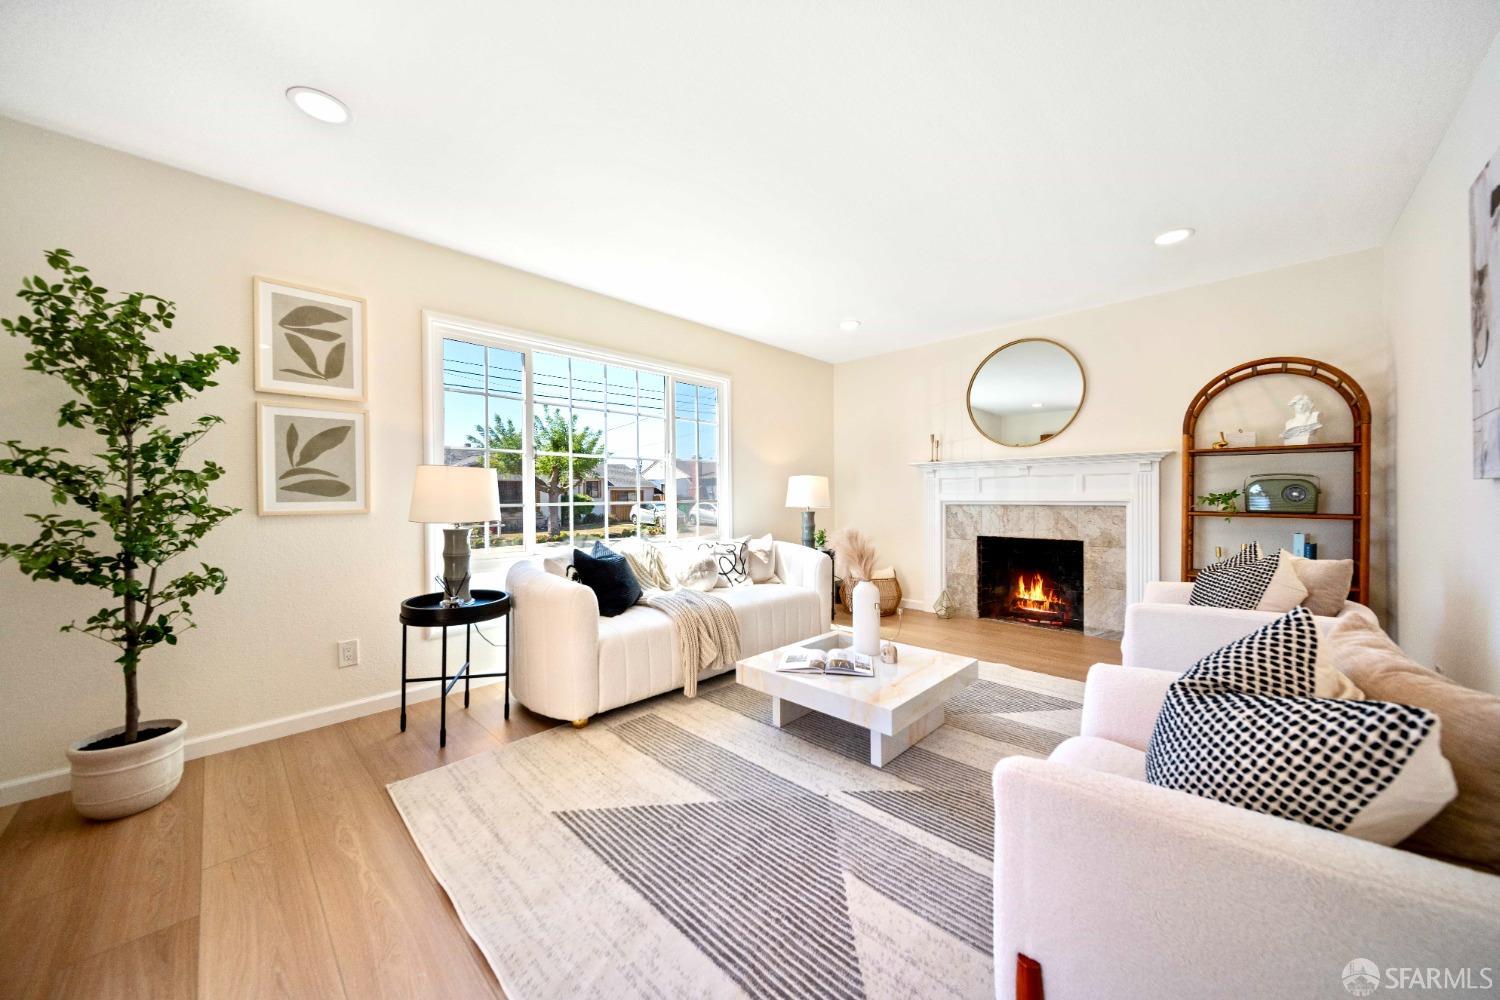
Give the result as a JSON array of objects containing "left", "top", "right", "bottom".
[
  {"left": 1255, "top": 552, "right": 1309, "bottom": 613},
  {"left": 1146, "top": 607, "right": 1456, "bottom": 845},
  {"left": 541, "top": 551, "right": 578, "bottom": 581},
  {"left": 699, "top": 536, "right": 751, "bottom": 588},
  {"left": 664, "top": 546, "right": 718, "bottom": 592},
  {"left": 1282, "top": 550, "right": 1355, "bottom": 617},
  {"left": 745, "top": 534, "right": 778, "bottom": 584}
]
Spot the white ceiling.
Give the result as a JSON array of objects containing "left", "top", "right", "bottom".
[{"left": 1, "top": 1, "right": 1496, "bottom": 364}]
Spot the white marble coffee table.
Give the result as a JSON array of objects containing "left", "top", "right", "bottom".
[{"left": 734, "top": 632, "right": 978, "bottom": 767}]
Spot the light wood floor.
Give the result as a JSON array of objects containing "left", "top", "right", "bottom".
[{"left": 0, "top": 610, "right": 1117, "bottom": 999}]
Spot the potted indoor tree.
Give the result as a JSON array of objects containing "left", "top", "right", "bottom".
[{"left": 0, "top": 250, "right": 239, "bottom": 819}]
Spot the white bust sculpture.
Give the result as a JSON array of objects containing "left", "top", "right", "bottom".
[{"left": 1281, "top": 393, "right": 1322, "bottom": 445}]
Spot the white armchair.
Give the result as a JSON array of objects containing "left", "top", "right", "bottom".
[
  {"left": 1121, "top": 581, "right": 1357, "bottom": 673},
  {"left": 991, "top": 664, "right": 1500, "bottom": 1000}
]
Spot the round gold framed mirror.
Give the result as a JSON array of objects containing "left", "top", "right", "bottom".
[{"left": 966, "top": 338, "right": 1086, "bottom": 447}]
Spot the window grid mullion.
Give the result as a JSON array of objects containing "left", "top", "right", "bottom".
[
  {"left": 436, "top": 323, "right": 727, "bottom": 562},
  {"left": 521, "top": 346, "right": 536, "bottom": 552}
]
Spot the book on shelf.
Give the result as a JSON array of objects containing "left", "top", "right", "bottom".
[{"left": 778, "top": 647, "right": 875, "bottom": 677}]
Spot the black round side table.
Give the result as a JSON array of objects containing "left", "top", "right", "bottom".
[{"left": 398, "top": 589, "right": 511, "bottom": 748}]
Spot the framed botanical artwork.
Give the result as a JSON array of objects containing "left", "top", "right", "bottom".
[
  {"left": 257, "top": 401, "right": 370, "bottom": 515},
  {"left": 253, "top": 277, "right": 367, "bottom": 401}
]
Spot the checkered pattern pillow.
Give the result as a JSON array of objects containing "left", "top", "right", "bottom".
[
  {"left": 1146, "top": 607, "right": 1455, "bottom": 842},
  {"left": 1188, "top": 543, "right": 1280, "bottom": 609}
]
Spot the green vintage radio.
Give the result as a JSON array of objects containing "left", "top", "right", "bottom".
[{"left": 1244, "top": 474, "right": 1320, "bottom": 514}]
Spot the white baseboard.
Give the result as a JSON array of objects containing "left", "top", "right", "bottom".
[
  {"left": 901, "top": 597, "right": 936, "bottom": 613},
  {"left": 0, "top": 676, "right": 504, "bottom": 807}
]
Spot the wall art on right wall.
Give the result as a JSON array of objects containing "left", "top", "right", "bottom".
[{"left": 1471, "top": 142, "right": 1500, "bottom": 479}]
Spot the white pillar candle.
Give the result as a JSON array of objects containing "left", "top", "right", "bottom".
[{"left": 852, "top": 580, "right": 881, "bottom": 657}]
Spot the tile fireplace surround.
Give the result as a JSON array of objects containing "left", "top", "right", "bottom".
[{"left": 915, "top": 451, "right": 1171, "bottom": 636}]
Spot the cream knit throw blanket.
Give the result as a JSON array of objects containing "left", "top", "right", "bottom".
[{"left": 639, "top": 589, "right": 742, "bottom": 697}]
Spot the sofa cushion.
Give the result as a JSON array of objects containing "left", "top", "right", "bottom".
[
  {"left": 594, "top": 582, "right": 827, "bottom": 713},
  {"left": 1188, "top": 544, "right": 1280, "bottom": 610},
  {"left": 541, "top": 550, "right": 579, "bottom": 581},
  {"left": 699, "top": 536, "right": 752, "bottom": 588},
  {"left": 572, "top": 543, "right": 642, "bottom": 617},
  {"left": 1147, "top": 607, "right": 1456, "bottom": 845},
  {"left": 1326, "top": 606, "right": 1500, "bottom": 873},
  {"left": 745, "top": 533, "right": 779, "bottom": 584},
  {"left": 613, "top": 538, "right": 673, "bottom": 590},
  {"left": 1283, "top": 550, "right": 1354, "bottom": 617},
  {"left": 660, "top": 545, "right": 718, "bottom": 591},
  {"left": 717, "top": 584, "right": 824, "bottom": 657},
  {"left": 1050, "top": 736, "right": 1147, "bottom": 781},
  {"left": 1255, "top": 553, "right": 1309, "bottom": 613}
]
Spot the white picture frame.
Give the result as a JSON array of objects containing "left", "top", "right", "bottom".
[
  {"left": 257, "top": 401, "right": 370, "bottom": 515},
  {"left": 253, "top": 277, "right": 367, "bottom": 401}
]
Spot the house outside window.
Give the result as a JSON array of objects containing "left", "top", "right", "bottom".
[{"left": 424, "top": 313, "right": 730, "bottom": 574}]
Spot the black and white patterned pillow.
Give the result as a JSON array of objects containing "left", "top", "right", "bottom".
[
  {"left": 1188, "top": 543, "right": 1280, "bottom": 609},
  {"left": 698, "top": 537, "right": 750, "bottom": 588},
  {"left": 1145, "top": 607, "right": 1455, "bottom": 843}
]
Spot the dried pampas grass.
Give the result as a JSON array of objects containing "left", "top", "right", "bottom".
[{"left": 830, "top": 528, "right": 879, "bottom": 582}]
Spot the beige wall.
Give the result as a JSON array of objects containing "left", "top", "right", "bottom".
[
  {"left": 1385, "top": 34, "right": 1500, "bottom": 694},
  {"left": 0, "top": 117, "right": 833, "bottom": 793},
  {"left": 832, "top": 249, "right": 1390, "bottom": 620}
]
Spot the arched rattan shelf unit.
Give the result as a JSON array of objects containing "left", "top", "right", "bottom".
[{"left": 1182, "top": 356, "right": 1372, "bottom": 604}]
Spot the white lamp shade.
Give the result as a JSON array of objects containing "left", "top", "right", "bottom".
[
  {"left": 785, "top": 474, "right": 831, "bottom": 509},
  {"left": 408, "top": 465, "right": 502, "bottom": 524}
]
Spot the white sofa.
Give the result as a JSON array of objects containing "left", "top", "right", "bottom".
[
  {"left": 505, "top": 540, "right": 831, "bottom": 725},
  {"left": 1121, "top": 580, "right": 1362, "bottom": 673},
  {"left": 991, "top": 664, "right": 1500, "bottom": 1000}
]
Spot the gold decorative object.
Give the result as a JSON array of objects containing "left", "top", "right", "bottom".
[
  {"left": 933, "top": 588, "right": 954, "bottom": 619},
  {"left": 1212, "top": 431, "right": 1229, "bottom": 449}
]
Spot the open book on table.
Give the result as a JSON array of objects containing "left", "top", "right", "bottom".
[{"left": 777, "top": 647, "right": 875, "bottom": 678}]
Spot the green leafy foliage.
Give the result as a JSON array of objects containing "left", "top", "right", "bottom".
[
  {"left": 1197, "top": 489, "right": 1242, "bottom": 523},
  {"left": 0, "top": 250, "right": 240, "bottom": 743},
  {"left": 465, "top": 405, "right": 604, "bottom": 535}
]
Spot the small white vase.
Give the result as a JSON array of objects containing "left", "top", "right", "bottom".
[
  {"left": 66, "top": 718, "right": 185, "bottom": 820},
  {"left": 852, "top": 579, "right": 881, "bottom": 657}
]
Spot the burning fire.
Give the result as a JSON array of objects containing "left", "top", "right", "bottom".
[{"left": 1011, "top": 572, "right": 1063, "bottom": 612}]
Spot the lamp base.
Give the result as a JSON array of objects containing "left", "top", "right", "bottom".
[
  {"left": 441, "top": 527, "right": 473, "bottom": 605},
  {"left": 801, "top": 510, "right": 817, "bottom": 548}
]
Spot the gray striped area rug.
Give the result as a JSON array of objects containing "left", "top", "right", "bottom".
[{"left": 388, "top": 662, "right": 1083, "bottom": 999}]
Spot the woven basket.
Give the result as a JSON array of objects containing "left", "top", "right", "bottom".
[{"left": 840, "top": 576, "right": 903, "bottom": 617}]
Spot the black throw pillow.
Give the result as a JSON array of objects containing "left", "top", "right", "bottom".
[{"left": 572, "top": 542, "right": 642, "bottom": 617}]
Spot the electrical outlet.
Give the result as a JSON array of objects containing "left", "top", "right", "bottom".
[{"left": 338, "top": 639, "right": 358, "bottom": 668}]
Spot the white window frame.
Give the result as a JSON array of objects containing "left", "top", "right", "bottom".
[{"left": 421, "top": 311, "right": 733, "bottom": 584}]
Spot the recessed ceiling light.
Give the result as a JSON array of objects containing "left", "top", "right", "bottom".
[
  {"left": 839, "top": 318, "right": 861, "bottom": 332},
  {"left": 1153, "top": 227, "right": 1195, "bottom": 246},
  {"left": 286, "top": 86, "right": 351, "bottom": 125},
  {"left": 1031, "top": 402, "right": 1044, "bottom": 408}
]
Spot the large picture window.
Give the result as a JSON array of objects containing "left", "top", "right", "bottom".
[{"left": 425, "top": 314, "right": 730, "bottom": 568}]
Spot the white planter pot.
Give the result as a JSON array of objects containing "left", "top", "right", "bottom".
[{"left": 65, "top": 718, "right": 185, "bottom": 820}]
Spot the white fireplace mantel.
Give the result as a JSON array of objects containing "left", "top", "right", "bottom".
[{"left": 913, "top": 451, "right": 1171, "bottom": 609}]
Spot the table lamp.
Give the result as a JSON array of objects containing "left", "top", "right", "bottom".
[
  {"left": 409, "top": 465, "right": 502, "bottom": 606},
  {"left": 785, "top": 474, "right": 830, "bottom": 548}
]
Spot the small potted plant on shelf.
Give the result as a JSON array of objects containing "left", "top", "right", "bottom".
[
  {"left": 1, "top": 250, "right": 239, "bottom": 819},
  {"left": 1196, "top": 489, "right": 1242, "bottom": 523}
]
